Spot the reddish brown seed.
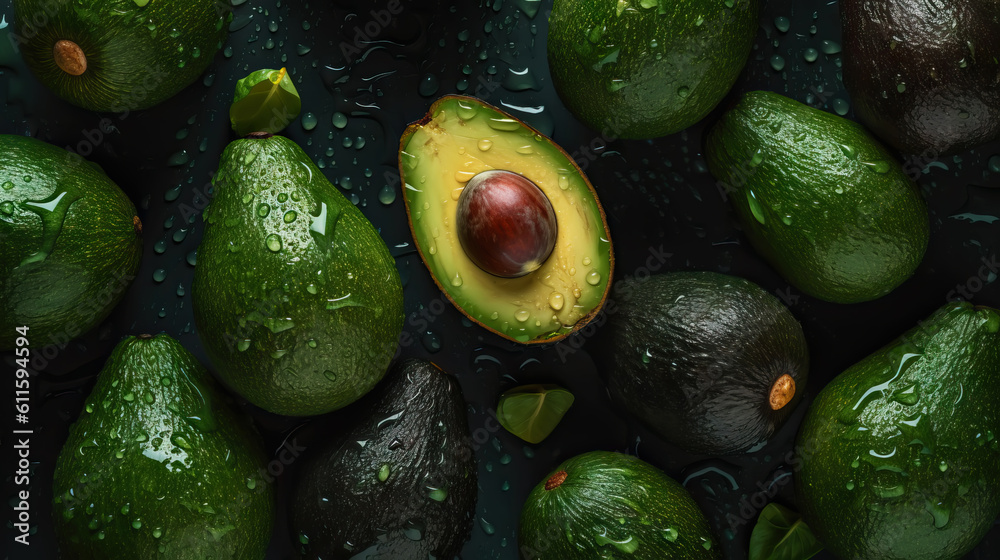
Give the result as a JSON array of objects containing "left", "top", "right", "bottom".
[{"left": 456, "top": 170, "right": 557, "bottom": 278}]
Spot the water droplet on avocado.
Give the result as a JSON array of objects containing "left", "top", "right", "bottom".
[
  {"left": 478, "top": 139, "right": 493, "bottom": 151},
  {"left": 427, "top": 486, "right": 448, "bottom": 501},
  {"left": 662, "top": 526, "right": 679, "bottom": 542},
  {"left": 549, "top": 292, "right": 564, "bottom": 310},
  {"left": 323, "top": 370, "right": 338, "bottom": 382},
  {"left": 677, "top": 86, "right": 690, "bottom": 98},
  {"left": 265, "top": 234, "right": 282, "bottom": 252},
  {"left": 924, "top": 499, "right": 952, "bottom": 528},
  {"left": 746, "top": 190, "right": 766, "bottom": 225},
  {"left": 400, "top": 151, "right": 420, "bottom": 170},
  {"left": 18, "top": 191, "right": 81, "bottom": 266},
  {"left": 861, "top": 160, "right": 892, "bottom": 174},
  {"left": 378, "top": 464, "right": 390, "bottom": 482},
  {"left": 514, "top": 309, "right": 531, "bottom": 322},
  {"left": 2, "top": 181, "right": 14, "bottom": 190},
  {"left": 0, "top": 201, "right": 13, "bottom": 215},
  {"left": 487, "top": 118, "right": 521, "bottom": 132},
  {"left": 892, "top": 384, "right": 920, "bottom": 405},
  {"left": 586, "top": 270, "right": 601, "bottom": 285}
]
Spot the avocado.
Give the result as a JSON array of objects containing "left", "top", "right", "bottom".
[
  {"left": 519, "top": 451, "right": 721, "bottom": 559},
  {"left": 0, "top": 134, "right": 141, "bottom": 351},
  {"left": 842, "top": 0, "right": 1000, "bottom": 156},
  {"left": 399, "top": 95, "right": 614, "bottom": 344},
  {"left": 52, "top": 334, "right": 274, "bottom": 559},
  {"left": 795, "top": 302, "right": 1000, "bottom": 560},
  {"left": 547, "top": 0, "right": 759, "bottom": 139},
  {"left": 192, "top": 133, "right": 404, "bottom": 417},
  {"left": 705, "top": 91, "right": 929, "bottom": 304},
  {"left": 12, "top": 0, "right": 230, "bottom": 112},
  {"left": 290, "top": 358, "right": 477, "bottom": 559},
  {"left": 594, "top": 271, "right": 809, "bottom": 455}
]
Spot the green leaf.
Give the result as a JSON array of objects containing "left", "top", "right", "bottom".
[
  {"left": 229, "top": 68, "right": 302, "bottom": 136},
  {"left": 497, "top": 384, "right": 574, "bottom": 444},
  {"left": 749, "top": 503, "right": 823, "bottom": 560}
]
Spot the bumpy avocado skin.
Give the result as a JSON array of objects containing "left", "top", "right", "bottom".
[
  {"left": 795, "top": 303, "right": 1000, "bottom": 560},
  {"left": 706, "top": 91, "right": 929, "bottom": 303},
  {"left": 842, "top": 0, "right": 1000, "bottom": 156},
  {"left": 192, "top": 135, "right": 404, "bottom": 416},
  {"left": 547, "top": 0, "right": 759, "bottom": 139},
  {"left": 291, "top": 359, "right": 477, "bottom": 559},
  {"left": 595, "top": 271, "right": 809, "bottom": 455},
  {"left": 52, "top": 334, "right": 274, "bottom": 560},
  {"left": 0, "top": 134, "right": 141, "bottom": 350}
]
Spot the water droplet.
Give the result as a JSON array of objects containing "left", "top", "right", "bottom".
[
  {"left": 323, "top": 370, "right": 338, "bottom": 382},
  {"left": 378, "top": 185, "right": 396, "bottom": 205},
  {"left": 301, "top": 112, "right": 318, "bottom": 131},
  {"left": 746, "top": 190, "right": 766, "bottom": 225},
  {"left": 18, "top": 191, "right": 81, "bottom": 266},
  {"left": 478, "top": 139, "right": 493, "bottom": 151},
  {"left": 378, "top": 464, "right": 390, "bottom": 482},
  {"left": 803, "top": 47, "right": 819, "bottom": 62},
  {"left": 479, "top": 517, "right": 496, "bottom": 535},
  {"left": 820, "top": 40, "right": 842, "bottom": 54},
  {"left": 256, "top": 203, "right": 270, "bottom": 218},
  {"left": 428, "top": 486, "right": 448, "bottom": 502},
  {"left": 663, "top": 526, "right": 679, "bottom": 542},
  {"left": 283, "top": 210, "right": 297, "bottom": 223},
  {"left": 586, "top": 270, "right": 601, "bottom": 286},
  {"left": 265, "top": 234, "right": 282, "bottom": 252},
  {"left": 677, "top": 86, "right": 690, "bottom": 98},
  {"left": 861, "top": 160, "right": 891, "bottom": 174},
  {"left": 419, "top": 73, "right": 440, "bottom": 97},
  {"left": 514, "top": 309, "right": 531, "bottom": 322},
  {"left": 774, "top": 16, "right": 790, "bottom": 32},
  {"left": 549, "top": 292, "right": 564, "bottom": 311},
  {"left": 153, "top": 269, "right": 167, "bottom": 283},
  {"left": 770, "top": 55, "right": 786, "bottom": 72}
]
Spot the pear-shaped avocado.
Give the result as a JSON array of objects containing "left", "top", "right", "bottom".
[
  {"left": 594, "top": 272, "right": 809, "bottom": 455},
  {"left": 0, "top": 134, "right": 142, "bottom": 351},
  {"left": 52, "top": 334, "right": 274, "bottom": 559},
  {"left": 547, "top": 0, "right": 759, "bottom": 139},
  {"left": 290, "top": 359, "right": 477, "bottom": 559},
  {"left": 519, "top": 451, "right": 721, "bottom": 559},
  {"left": 706, "top": 91, "right": 929, "bottom": 304},
  {"left": 13, "top": 0, "right": 230, "bottom": 112},
  {"left": 399, "top": 96, "right": 614, "bottom": 344},
  {"left": 193, "top": 134, "right": 404, "bottom": 417},
  {"left": 841, "top": 0, "right": 1000, "bottom": 155},
  {"left": 795, "top": 302, "right": 1000, "bottom": 560}
]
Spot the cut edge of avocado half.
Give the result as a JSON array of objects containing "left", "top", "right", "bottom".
[{"left": 399, "top": 95, "right": 614, "bottom": 344}]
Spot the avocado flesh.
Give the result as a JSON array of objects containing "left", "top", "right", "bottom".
[
  {"left": 842, "top": 0, "right": 1000, "bottom": 155},
  {"left": 192, "top": 135, "right": 404, "bottom": 417},
  {"left": 291, "top": 359, "right": 477, "bottom": 559},
  {"left": 596, "top": 272, "right": 809, "bottom": 455},
  {"left": 519, "top": 451, "right": 721, "bottom": 559},
  {"left": 0, "top": 135, "right": 141, "bottom": 350},
  {"left": 706, "top": 91, "right": 929, "bottom": 304},
  {"left": 13, "top": 0, "right": 230, "bottom": 112},
  {"left": 52, "top": 334, "right": 274, "bottom": 559},
  {"left": 400, "top": 96, "right": 613, "bottom": 343},
  {"left": 546, "top": 0, "right": 759, "bottom": 139},
  {"left": 795, "top": 302, "right": 1000, "bottom": 560}
]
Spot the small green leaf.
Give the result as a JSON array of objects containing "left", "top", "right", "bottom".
[
  {"left": 497, "top": 384, "right": 574, "bottom": 444},
  {"left": 229, "top": 68, "right": 302, "bottom": 136},
  {"left": 749, "top": 503, "right": 823, "bottom": 560}
]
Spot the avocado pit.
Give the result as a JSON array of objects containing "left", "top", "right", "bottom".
[
  {"left": 53, "top": 40, "right": 87, "bottom": 76},
  {"left": 456, "top": 169, "right": 557, "bottom": 278}
]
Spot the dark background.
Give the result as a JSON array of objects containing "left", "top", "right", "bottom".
[{"left": 2, "top": 0, "right": 999, "bottom": 558}]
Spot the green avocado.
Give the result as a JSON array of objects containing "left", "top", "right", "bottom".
[
  {"left": 705, "top": 91, "right": 929, "bottom": 304},
  {"left": 0, "top": 134, "right": 141, "bottom": 351},
  {"left": 12, "top": 0, "right": 230, "bottom": 112},
  {"left": 52, "top": 334, "right": 274, "bottom": 559},
  {"left": 842, "top": 0, "right": 1000, "bottom": 155},
  {"left": 594, "top": 271, "right": 809, "bottom": 455},
  {"left": 291, "top": 359, "right": 478, "bottom": 559},
  {"left": 519, "top": 451, "right": 721, "bottom": 559},
  {"left": 547, "top": 0, "right": 759, "bottom": 139},
  {"left": 399, "top": 96, "right": 614, "bottom": 344},
  {"left": 192, "top": 134, "right": 404, "bottom": 416},
  {"left": 795, "top": 302, "right": 1000, "bottom": 560}
]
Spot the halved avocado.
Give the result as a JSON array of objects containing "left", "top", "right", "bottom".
[{"left": 399, "top": 96, "right": 614, "bottom": 343}]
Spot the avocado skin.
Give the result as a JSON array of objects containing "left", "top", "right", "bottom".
[
  {"left": 13, "top": 0, "right": 229, "bottom": 112},
  {"left": 706, "top": 91, "right": 929, "bottom": 304},
  {"left": 518, "top": 451, "right": 721, "bottom": 559},
  {"left": 290, "top": 359, "right": 477, "bottom": 559},
  {"left": 547, "top": 0, "right": 759, "bottom": 139},
  {"left": 596, "top": 272, "right": 809, "bottom": 455},
  {"left": 0, "top": 135, "right": 141, "bottom": 350},
  {"left": 795, "top": 302, "right": 1000, "bottom": 560},
  {"left": 192, "top": 135, "right": 404, "bottom": 417},
  {"left": 52, "top": 334, "right": 274, "bottom": 559},
  {"left": 842, "top": 0, "right": 1000, "bottom": 156}
]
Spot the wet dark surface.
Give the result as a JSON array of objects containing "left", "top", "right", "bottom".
[{"left": 1, "top": 0, "right": 999, "bottom": 558}]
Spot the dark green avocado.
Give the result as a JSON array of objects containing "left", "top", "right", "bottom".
[
  {"left": 0, "top": 134, "right": 141, "bottom": 351},
  {"left": 842, "top": 0, "right": 1000, "bottom": 155},
  {"left": 52, "top": 334, "right": 274, "bottom": 559},
  {"left": 13, "top": 0, "right": 230, "bottom": 111},
  {"left": 519, "top": 451, "right": 721, "bottom": 559},
  {"left": 706, "top": 90, "right": 929, "bottom": 304},
  {"left": 594, "top": 271, "right": 809, "bottom": 455},
  {"left": 290, "top": 359, "right": 478, "bottom": 559},
  {"left": 547, "top": 0, "right": 759, "bottom": 139},
  {"left": 192, "top": 134, "right": 404, "bottom": 417},
  {"left": 795, "top": 302, "right": 1000, "bottom": 560}
]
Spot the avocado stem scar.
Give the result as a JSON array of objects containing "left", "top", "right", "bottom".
[
  {"left": 545, "top": 470, "right": 568, "bottom": 490},
  {"left": 53, "top": 40, "right": 87, "bottom": 76},
  {"left": 769, "top": 373, "right": 796, "bottom": 410}
]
